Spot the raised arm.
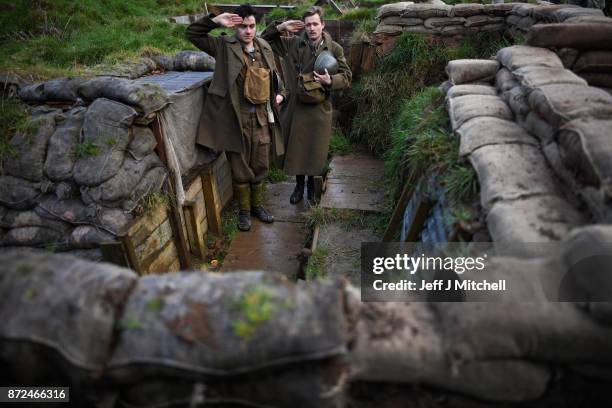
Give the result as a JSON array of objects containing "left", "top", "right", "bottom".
[
  {"left": 261, "top": 20, "right": 303, "bottom": 57},
  {"left": 186, "top": 13, "right": 244, "bottom": 57}
]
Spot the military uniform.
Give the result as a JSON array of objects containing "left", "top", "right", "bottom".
[{"left": 186, "top": 16, "right": 285, "bottom": 230}]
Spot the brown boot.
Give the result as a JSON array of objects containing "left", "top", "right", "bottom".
[
  {"left": 234, "top": 182, "right": 251, "bottom": 231},
  {"left": 251, "top": 182, "right": 274, "bottom": 223}
]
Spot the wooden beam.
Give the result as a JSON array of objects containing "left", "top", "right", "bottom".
[
  {"left": 382, "top": 182, "right": 415, "bottom": 242},
  {"left": 404, "top": 200, "right": 431, "bottom": 242},
  {"left": 166, "top": 176, "right": 193, "bottom": 271},
  {"left": 184, "top": 200, "right": 207, "bottom": 259},
  {"left": 119, "top": 233, "right": 144, "bottom": 275},
  {"left": 201, "top": 164, "right": 223, "bottom": 237}
]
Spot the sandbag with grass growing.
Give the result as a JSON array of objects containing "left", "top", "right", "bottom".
[
  {"left": 121, "top": 166, "right": 167, "bottom": 212},
  {"left": 19, "top": 77, "right": 85, "bottom": 103},
  {"left": 80, "top": 153, "right": 163, "bottom": 207},
  {"left": 4, "top": 111, "right": 57, "bottom": 182},
  {"left": 72, "top": 98, "right": 136, "bottom": 186},
  {"left": 446, "top": 59, "right": 500, "bottom": 85},
  {"left": 106, "top": 271, "right": 347, "bottom": 407},
  {"left": 44, "top": 107, "right": 86, "bottom": 182},
  {"left": 78, "top": 77, "right": 168, "bottom": 120},
  {"left": 0, "top": 251, "right": 137, "bottom": 386}
]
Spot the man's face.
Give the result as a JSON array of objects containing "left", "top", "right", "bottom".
[
  {"left": 235, "top": 15, "right": 256, "bottom": 45},
  {"left": 304, "top": 14, "right": 324, "bottom": 43}
]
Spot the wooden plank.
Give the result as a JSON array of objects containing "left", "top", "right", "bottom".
[
  {"left": 201, "top": 167, "right": 223, "bottom": 236},
  {"left": 151, "top": 117, "right": 168, "bottom": 166},
  {"left": 146, "top": 240, "right": 180, "bottom": 274},
  {"left": 404, "top": 200, "right": 431, "bottom": 242},
  {"left": 184, "top": 200, "right": 207, "bottom": 259},
  {"left": 100, "top": 241, "right": 129, "bottom": 267},
  {"left": 134, "top": 218, "right": 174, "bottom": 260},
  {"left": 125, "top": 203, "right": 169, "bottom": 246},
  {"left": 382, "top": 183, "right": 415, "bottom": 242}
]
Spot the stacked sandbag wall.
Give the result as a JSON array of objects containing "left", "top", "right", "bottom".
[
  {"left": 2, "top": 237, "right": 612, "bottom": 405},
  {"left": 0, "top": 51, "right": 215, "bottom": 264}
]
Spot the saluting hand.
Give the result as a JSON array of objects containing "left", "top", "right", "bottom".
[
  {"left": 212, "top": 13, "right": 244, "bottom": 28},
  {"left": 313, "top": 69, "right": 332, "bottom": 86},
  {"left": 278, "top": 20, "right": 305, "bottom": 33}
]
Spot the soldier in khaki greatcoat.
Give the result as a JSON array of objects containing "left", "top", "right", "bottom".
[{"left": 186, "top": 4, "right": 286, "bottom": 231}]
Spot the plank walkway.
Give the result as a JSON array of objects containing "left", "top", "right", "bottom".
[
  {"left": 221, "top": 181, "right": 309, "bottom": 278},
  {"left": 320, "top": 152, "right": 386, "bottom": 212}
]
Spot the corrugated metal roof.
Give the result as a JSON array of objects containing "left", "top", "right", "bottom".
[{"left": 138, "top": 71, "right": 213, "bottom": 93}]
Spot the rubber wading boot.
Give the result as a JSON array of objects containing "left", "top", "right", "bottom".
[
  {"left": 234, "top": 182, "right": 251, "bottom": 231},
  {"left": 251, "top": 182, "right": 274, "bottom": 223},
  {"left": 306, "top": 176, "right": 315, "bottom": 205},
  {"left": 290, "top": 175, "right": 305, "bottom": 204}
]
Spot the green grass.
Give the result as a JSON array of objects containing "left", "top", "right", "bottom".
[
  {"left": 0, "top": 96, "right": 29, "bottom": 170},
  {"left": 231, "top": 285, "right": 281, "bottom": 340},
  {"left": 329, "top": 128, "right": 351, "bottom": 156},
  {"left": 305, "top": 245, "right": 329, "bottom": 280},
  {"left": 266, "top": 164, "right": 287, "bottom": 183}
]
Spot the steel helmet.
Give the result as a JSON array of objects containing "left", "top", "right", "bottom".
[{"left": 314, "top": 51, "right": 339, "bottom": 75}]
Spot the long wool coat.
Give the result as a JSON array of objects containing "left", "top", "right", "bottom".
[
  {"left": 186, "top": 16, "right": 284, "bottom": 158},
  {"left": 261, "top": 25, "right": 352, "bottom": 176}
]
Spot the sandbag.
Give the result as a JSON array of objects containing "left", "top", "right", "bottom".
[
  {"left": 456, "top": 117, "right": 537, "bottom": 157},
  {"left": 377, "top": 2, "right": 415, "bottom": 19},
  {"left": 557, "top": 118, "right": 612, "bottom": 193},
  {"left": 573, "top": 51, "right": 612, "bottom": 74},
  {"left": 402, "top": 25, "right": 438, "bottom": 35},
  {"left": 0, "top": 209, "right": 70, "bottom": 233},
  {"left": 448, "top": 94, "right": 513, "bottom": 130},
  {"left": 487, "top": 195, "right": 586, "bottom": 246},
  {"left": 106, "top": 272, "right": 347, "bottom": 407},
  {"left": 424, "top": 17, "right": 465, "bottom": 28},
  {"left": 513, "top": 66, "right": 587, "bottom": 89},
  {"left": 373, "top": 24, "right": 405, "bottom": 35},
  {"left": 44, "top": 107, "right": 86, "bottom": 182},
  {"left": 522, "top": 111, "right": 556, "bottom": 144},
  {"left": 4, "top": 111, "right": 57, "bottom": 182},
  {"left": 511, "top": 3, "right": 537, "bottom": 17},
  {"left": 497, "top": 45, "right": 563, "bottom": 71},
  {"left": 449, "top": 4, "right": 484, "bottom": 17},
  {"left": 551, "top": 7, "right": 604, "bottom": 23},
  {"left": 446, "top": 59, "right": 500, "bottom": 85},
  {"left": 80, "top": 153, "right": 163, "bottom": 207},
  {"left": 0, "top": 176, "right": 47, "bottom": 210},
  {"left": 60, "top": 248, "right": 104, "bottom": 262},
  {"left": 527, "top": 23, "right": 612, "bottom": 51},
  {"left": 121, "top": 166, "right": 167, "bottom": 212},
  {"left": 126, "top": 126, "right": 157, "bottom": 160},
  {"left": 97, "top": 57, "right": 157, "bottom": 80},
  {"left": 446, "top": 84, "right": 497, "bottom": 99},
  {"left": 151, "top": 54, "right": 175, "bottom": 71},
  {"left": 465, "top": 15, "right": 504, "bottom": 27},
  {"left": 564, "top": 15, "right": 612, "bottom": 24},
  {"left": 173, "top": 51, "right": 215, "bottom": 71},
  {"left": 495, "top": 67, "right": 519, "bottom": 92},
  {"left": 502, "top": 86, "right": 530, "bottom": 119},
  {"left": 484, "top": 3, "right": 522, "bottom": 16},
  {"left": 72, "top": 98, "right": 137, "bottom": 186},
  {"left": 578, "top": 73, "right": 612, "bottom": 89},
  {"left": 440, "top": 25, "right": 468, "bottom": 37},
  {"left": 557, "top": 48, "right": 580, "bottom": 69},
  {"left": 1, "top": 226, "right": 67, "bottom": 248},
  {"left": 19, "top": 77, "right": 85, "bottom": 103},
  {"left": 97, "top": 208, "right": 133, "bottom": 235},
  {"left": 479, "top": 23, "right": 505, "bottom": 33},
  {"left": 469, "top": 144, "right": 563, "bottom": 211},
  {"left": 78, "top": 77, "right": 168, "bottom": 119},
  {"left": 68, "top": 225, "right": 115, "bottom": 249},
  {"left": 347, "top": 290, "right": 550, "bottom": 402},
  {"left": 400, "top": 3, "right": 451, "bottom": 19},
  {"left": 439, "top": 80, "right": 452, "bottom": 95},
  {"left": 531, "top": 4, "right": 581, "bottom": 22},
  {"left": 380, "top": 16, "right": 423, "bottom": 26},
  {"left": 528, "top": 84, "right": 612, "bottom": 129},
  {"left": 435, "top": 256, "right": 612, "bottom": 365},
  {"left": 0, "top": 251, "right": 137, "bottom": 384}
]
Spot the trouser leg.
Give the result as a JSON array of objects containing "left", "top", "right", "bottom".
[{"left": 290, "top": 175, "right": 305, "bottom": 204}]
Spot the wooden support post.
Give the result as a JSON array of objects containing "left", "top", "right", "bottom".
[
  {"left": 118, "top": 233, "right": 144, "bottom": 275},
  {"left": 100, "top": 241, "right": 130, "bottom": 268},
  {"left": 201, "top": 166, "right": 223, "bottom": 236},
  {"left": 165, "top": 175, "right": 193, "bottom": 271},
  {"left": 184, "top": 200, "right": 207, "bottom": 259},
  {"left": 314, "top": 176, "right": 324, "bottom": 202}
]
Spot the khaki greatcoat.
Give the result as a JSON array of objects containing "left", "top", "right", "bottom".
[
  {"left": 186, "top": 16, "right": 285, "bottom": 158},
  {"left": 261, "top": 25, "right": 352, "bottom": 176}
]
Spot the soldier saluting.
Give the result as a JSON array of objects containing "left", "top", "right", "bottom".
[
  {"left": 186, "top": 4, "right": 286, "bottom": 232},
  {"left": 262, "top": 6, "right": 352, "bottom": 204}
]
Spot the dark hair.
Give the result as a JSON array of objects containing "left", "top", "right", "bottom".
[
  {"left": 302, "top": 6, "right": 324, "bottom": 21},
  {"left": 234, "top": 4, "right": 257, "bottom": 21}
]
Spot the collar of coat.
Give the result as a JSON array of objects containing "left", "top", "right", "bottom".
[
  {"left": 299, "top": 30, "right": 333, "bottom": 53},
  {"left": 223, "top": 35, "right": 276, "bottom": 70}
]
